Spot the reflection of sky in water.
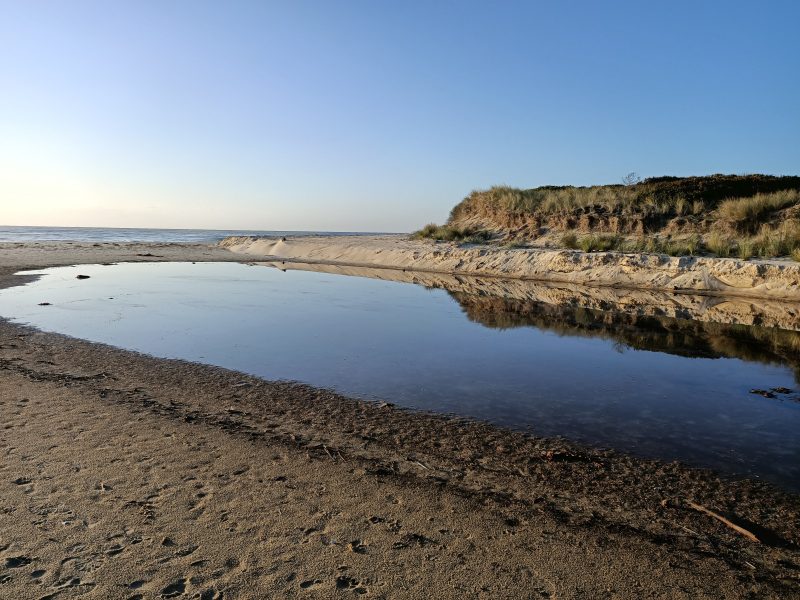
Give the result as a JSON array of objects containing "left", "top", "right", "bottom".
[{"left": 1, "top": 262, "right": 799, "bottom": 491}]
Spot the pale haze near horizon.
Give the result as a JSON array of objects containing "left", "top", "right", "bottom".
[{"left": 1, "top": 1, "right": 798, "bottom": 232}]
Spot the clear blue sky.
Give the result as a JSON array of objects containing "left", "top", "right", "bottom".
[{"left": 1, "top": 1, "right": 798, "bottom": 231}]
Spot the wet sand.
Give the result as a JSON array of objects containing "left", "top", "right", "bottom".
[{"left": 1, "top": 242, "right": 799, "bottom": 599}]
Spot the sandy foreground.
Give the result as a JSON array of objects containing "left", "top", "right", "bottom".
[{"left": 0, "top": 241, "right": 799, "bottom": 599}]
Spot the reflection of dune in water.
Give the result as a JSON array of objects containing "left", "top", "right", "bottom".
[
  {"left": 256, "top": 261, "right": 800, "bottom": 331},
  {"left": 449, "top": 293, "right": 800, "bottom": 382},
  {"left": 256, "top": 260, "right": 800, "bottom": 382}
]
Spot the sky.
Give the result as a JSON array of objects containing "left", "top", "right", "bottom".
[{"left": 1, "top": 1, "right": 798, "bottom": 232}]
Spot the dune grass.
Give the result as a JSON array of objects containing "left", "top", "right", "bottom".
[
  {"left": 449, "top": 175, "right": 800, "bottom": 224},
  {"left": 426, "top": 174, "right": 800, "bottom": 259},
  {"left": 717, "top": 190, "right": 800, "bottom": 233},
  {"left": 560, "top": 232, "right": 579, "bottom": 249},
  {"left": 412, "top": 223, "right": 492, "bottom": 244},
  {"left": 737, "top": 221, "right": 800, "bottom": 260},
  {"left": 555, "top": 226, "right": 800, "bottom": 260},
  {"left": 578, "top": 234, "right": 619, "bottom": 253},
  {"left": 705, "top": 231, "right": 735, "bottom": 258}
]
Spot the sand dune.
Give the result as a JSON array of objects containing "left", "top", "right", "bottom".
[{"left": 221, "top": 234, "right": 800, "bottom": 300}]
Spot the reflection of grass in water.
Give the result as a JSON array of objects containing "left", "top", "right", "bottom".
[{"left": 449, "top": 292, "right": 800, "bottom": 383}]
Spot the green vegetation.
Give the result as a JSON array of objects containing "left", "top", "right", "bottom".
[
  {"left": 449, "top": 175, "right": 800, "bottom": 223},
  {"left": 717, "top": 190, "right": 799, "bottom": 233},
  {"left": 705, "top": 231, "right": 735, "bottom": 258},
  {"left": 738, "top": 221, "right": 800, "bottom": 260},
  {"left": 411, "top": 223, "right": 492, "bottom": 244},
  {"left": 560, "top": 232, "right": 579, "bottom": 249},
  {"left": 552, "top": 227, "right": 800, "bottom": 259},
  {"left": 578, "top": 234, "right": 619, "bottom": 253},
  {"left": 556, "top": 233, "right": 704, "bottom": 257},
  {"left": 422, "top": 174, "right": 800, "bottom": 259}
]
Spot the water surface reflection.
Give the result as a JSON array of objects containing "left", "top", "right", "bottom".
[{"left": 0, "top": 261, "right": 798, "bottom": 490}]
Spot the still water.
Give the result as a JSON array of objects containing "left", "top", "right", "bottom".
[{"left": 1, "top": 262, "right": 798, "bottom": 490}]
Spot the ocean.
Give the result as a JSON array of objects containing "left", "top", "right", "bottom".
[{"left": 0, "top": 226, "right": 386, "bottom": 244}]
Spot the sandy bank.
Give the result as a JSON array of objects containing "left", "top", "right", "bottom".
[
  {"left": 221, "top": 235, "right": 800, "bottom": 301},
  {"left": 3, "top": 320, "right": 800, "bottom": 599},
  {"left": 257, "top": 260, "right": 800, "bottom": 331}
]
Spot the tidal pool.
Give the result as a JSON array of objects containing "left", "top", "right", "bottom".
[{"left": 1, "top": 262, "right": 799, "bottom": 490}]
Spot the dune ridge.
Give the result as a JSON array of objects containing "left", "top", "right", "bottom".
[{"left": 220, "top": 235, "right": 800, "bottom": 300}]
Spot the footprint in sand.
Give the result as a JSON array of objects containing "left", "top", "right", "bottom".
[
  {"left": 4, "top": 555, "right": 33, "bottom": 568},
  {"left": 335, "top": 575, "right": 368, "bottom": 594},
  {"left": 160, "top": 579, "right": 187, "bottom": 598},
  {"left": 347, "top": 540, "right": 367, "bottom": 554}
]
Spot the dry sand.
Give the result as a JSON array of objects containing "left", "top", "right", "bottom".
[
  {"left": 1, "top": 241, "right": 799, "bottom": 599},
  {"left": 255, "top": 260, "right": 800, "bottom": 331},
  {"left": 221, "top": 235, "right": 800, "bottom": 301}
]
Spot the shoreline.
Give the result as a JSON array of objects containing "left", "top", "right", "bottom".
[
  {"left": 220, "top": 234, "right": 800, "bottom": 301},
  {"left": 255, "top": 259, "right": 800, "bottom": 331},
  {"left": 1, "top": 241, "right": 799, "bottom": 598}
]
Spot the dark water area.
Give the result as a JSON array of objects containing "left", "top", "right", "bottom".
[
  {"left": 0, "top": 226, "right": 385, "bottom": 243},
  {"left": 1, "top": 262, "right": 799, "bottom": 491}
]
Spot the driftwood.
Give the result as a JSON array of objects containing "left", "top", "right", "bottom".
[{"left": 685, "top": 501, "right": 760, "bottom": 543}]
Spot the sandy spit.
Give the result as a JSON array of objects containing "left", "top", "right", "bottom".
[
  {"left": 0, "top": 242, "right": 799, "bottom": 599},
  {"left": 256, "top": 260, "right": 800, "bottom": 331},
  {"left": 221, "top": 234, "right": 800, "bottom": 301}
]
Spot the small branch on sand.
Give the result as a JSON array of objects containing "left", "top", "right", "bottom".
[
  {"left": 685, "top": 501, "right": 760, "bottom": 543},
  {"left": 680, "top": 525, "right": 701, "bottom": 537}
]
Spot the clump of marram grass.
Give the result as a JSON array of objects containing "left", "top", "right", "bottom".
[
  {"left": 578, "top": 234, "right": 619, "bottom": 253},
  {"left": 560, "top": 232, "right": 579, "bottom": 249},
  {"left": 743, "top": 221, "right": 800, "bottom": 259},
  {"left": 619, "top": 237, "right": 659, "bottom": 254},
  {"left": 717, "top": 189, "right": 799, "bottom": 233},
  {"left": 705, "top": 231, "right": 735, "bottom": 258},
  {"left": 411, "top": 223, "right": 491, "bottom": 243},
  {"left": 738, "top": 239, "right": 755, "bottom": 260},
  {"left": 666, "top": 234, "right": 703, "bottom": 257}
]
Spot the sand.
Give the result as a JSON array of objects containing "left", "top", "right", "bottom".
[
  {"left": 221, "top": 235, "right": 800, "bottom": 300},
  {"left": 1, "top": 241, "right": 799, "bottom": 599},
  {"left": 254, "top": 260, "right": 800, "bottom": 331}
]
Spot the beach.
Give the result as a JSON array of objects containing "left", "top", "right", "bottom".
[{"left": 1, "top": 240, "right": 799, "bottom": 599}]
